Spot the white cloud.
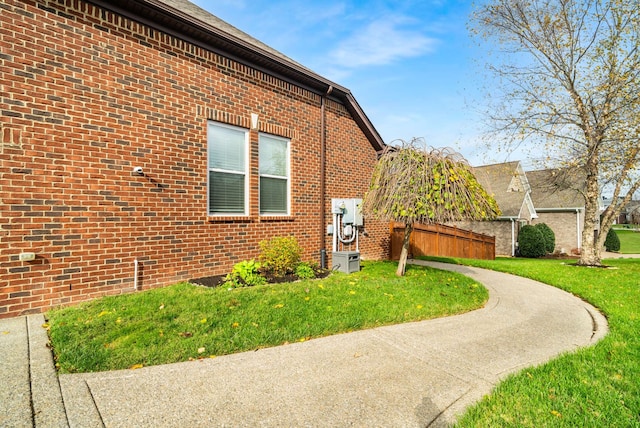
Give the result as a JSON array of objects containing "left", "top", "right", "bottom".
[
  {"left": 291, "top": 2, "right": 346, "bottom": 25},
  {"left": 328, "top": 17, "right": 438, "bottom": 69}
]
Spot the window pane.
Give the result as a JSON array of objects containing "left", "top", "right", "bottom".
[
  {"left": 208, "top": 123, "right": 245, "bottom": 171},
  {"left": 259, "top": 135, "right": 287, "bottom": 177},
  {"left": 260, "top": 177, "right": 287, "bottom": 214},
  {"left": 210, "top": 171, "right": 245, "bottom": 213}
]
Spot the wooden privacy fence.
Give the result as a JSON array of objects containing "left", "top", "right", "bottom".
[{"left": 390, "top": 222, "right": 495, "bottom": 261}]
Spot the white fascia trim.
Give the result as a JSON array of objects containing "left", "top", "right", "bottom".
[
  {"left": 524, "top": 193, "right": 538, "bottom": 219},
  {"left": 535, "top": 207, "right": 584, "bottom": 212}
]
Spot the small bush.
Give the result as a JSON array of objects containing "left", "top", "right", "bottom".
[
  {"left": 534, "top": 223, "right": 555, "bottom": 254},
  {"left": 259, "top": 236, "right": 302, "bottom": 276},
  {"left": 223, "top": 260, "right": 266, "bottom": 288},
  {"left": 295, "top": 262, "right": 316, "bottom": 280},
  {"left": 518, "top": 225, "right": 547, "bottom": 258},
  {"left": 604, "top": 228, "right": 621, "bottom": 252}
]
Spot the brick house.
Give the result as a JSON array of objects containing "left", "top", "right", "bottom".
[
  {"left": 0, "top": 0, "right": 389, "bottom": 318},
  {"left": 449, "top": 161, "right": 537, "bottom": 256},
  {"left": 528, "top": 168, "right": 587, "bottom": 254},
  {"left": 452, "top": 162, "right": 591, "bottom": 256},
  {"left": 602, "top": 197, "right": 640, "bottom": 225},
  {"left": 623, "top": 201, "right": 640, "bottom": 225}
]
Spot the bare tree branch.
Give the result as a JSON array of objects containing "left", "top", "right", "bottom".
[{"left": 471, "top": 0, "right": 640, "bottom": 266}]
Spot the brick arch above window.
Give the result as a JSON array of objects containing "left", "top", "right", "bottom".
[{"left": 198, "top": 107, "right": 298, "bottom": 140}]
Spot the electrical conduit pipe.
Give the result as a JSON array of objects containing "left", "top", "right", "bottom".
[{"left": 134, "top": 258, "right": 139, "bottom": 291}]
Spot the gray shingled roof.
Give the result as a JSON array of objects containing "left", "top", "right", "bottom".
[
  {"left": 527, "top": 169, "right": 586, "bottom": 209},
  {"left": 472, "top": 161, "right": 528, "bottom": 218}
]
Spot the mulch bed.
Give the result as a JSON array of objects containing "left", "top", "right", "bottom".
[
  {"left": 540, "top": 253, "right": 580, "bottom": 260},
  {"left": 190, "top": 275, "right": 227, "bottom": 288},
  {"left": 190, "top": 268, "right": 331, "bottom": 288}
]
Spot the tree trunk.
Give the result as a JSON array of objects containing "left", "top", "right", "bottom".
[
  {"left": 578, "top": 162, "right": 602, "bottom": 266},
  {"left": 396, "top": 223, "right": 413, "bottom": 276},
  {"left": 578, "top": 227, "right": 601, "bottom": 266}
]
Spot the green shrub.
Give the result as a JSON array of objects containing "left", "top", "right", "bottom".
[
  {"left": 295, "top": 262, "right": 316, "bottom": 280},
  {"left": 534, "top": 223, "right": 555, "bottom": 254},
  {"left": 604, "top": 228, "right": 621, "bottom": 252},
  {"left": 517, "top": 224, "right": 547, "bottom": 258},
  {"left": 259, "top": 236, "right": 302, "bottom": 276},
  {"left": 223, "top": 260, "right": 266, "bottom": 288}
]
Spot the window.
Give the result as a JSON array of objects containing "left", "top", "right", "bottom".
[
  {"left": 259, "top": 133, "right": 290, "bottom": 215},
  {"left": 208, "top": 122, "right": 248, "bottom": 215}
]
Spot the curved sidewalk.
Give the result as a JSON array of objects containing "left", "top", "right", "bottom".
[{"left": 1, "top": 261, "right": 607, "bottom": 427}]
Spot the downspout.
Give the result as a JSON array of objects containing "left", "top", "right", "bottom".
[
  {"left": 511, "top": 219, "right": 516, "bottom": 257},
  {"left": 576, "top": 209, "right": 581, "bottom": 250},
  {"left": 319, "top": 86, "right": 333, "bottom": 269}
]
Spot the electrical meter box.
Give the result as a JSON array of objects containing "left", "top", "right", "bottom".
[
  {"left": 350, "top": 198, "right": 363, "bottom": 226},
  {"left": 331, "top": 198, "right": 363, "bottom": 226},
  {"left": 332, "top": 251, "right": 360, "bottom": 274}
]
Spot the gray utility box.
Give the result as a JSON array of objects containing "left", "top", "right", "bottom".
[{"left": 332, "top": 251, "right": 360, "bottom": 274}]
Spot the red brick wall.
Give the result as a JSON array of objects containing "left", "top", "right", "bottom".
[
  {"left": 0, "top": 0, "right": 388, "bottom": 318},
  {"left": 324, "top": 100, "right": 389, "bottom": 257}
]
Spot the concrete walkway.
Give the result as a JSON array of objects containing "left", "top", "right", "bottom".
[
  {"left": 0, "top": 315, "right": 68, "bottom": 427},
  {"left": 602, "top": 251, "right": 640, "bottom": 259},
  {"left": 1, "top": 261, "right": 608, "bottom": 427}
]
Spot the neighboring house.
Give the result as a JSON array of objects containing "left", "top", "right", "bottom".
[
  {"left": 450, "top": 160, "right": 594, "bottom": 256},
  {"left": 602, "top": 197, "right": 638, "bottom": 225},
  {"left": 0, "top": 0, "right": 389, "bottom": 318},
  {"left": 625, "top": 201, "right": 640, "bottom": 225},
  {"left": 527, "top": 169, "right": 587, "bottom": 254},
  {"left": 449, "top": 161, "right": 537, "bottom": 256}
]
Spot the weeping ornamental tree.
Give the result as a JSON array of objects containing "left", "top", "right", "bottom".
[
  {"left": 362, "top": 140, "right": 500, "bottom": 276},
  {"left": 471, "top": 0, "right": 640, "bottom": 266}
]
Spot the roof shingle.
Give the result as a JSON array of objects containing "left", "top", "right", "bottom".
[
  {"left": 527, "top": 169, "right": 586, "bottom": 209},
  {"left": 472, "top": 161, "right": 528, "bottom": 217}
]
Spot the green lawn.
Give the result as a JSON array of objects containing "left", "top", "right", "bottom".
[
  {"left": 611, "top": 227, "right": 640, "bottom": 253},
  {"left": 47, "top": 256, "right": 640, "bottom": 426},
  {"left": 421, "top": 256, "right": 640, "bottom": 427},
  {"left": 47, "top": 261, "right": 487, "bottom": 373}
]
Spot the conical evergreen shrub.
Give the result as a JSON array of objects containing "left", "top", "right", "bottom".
[{"left": 604, "top": 228, "right": 620, "bottom": 252}]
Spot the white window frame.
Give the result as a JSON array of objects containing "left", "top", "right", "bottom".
[
  {"left": 259, "top": 133, "right": 290, "bottom": 216},
  {"left": 207, "top": 121, "right": 249, "bottom": 216}
]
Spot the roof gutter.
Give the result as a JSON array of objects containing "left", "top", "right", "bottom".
[
  {"left": 534, "top": 207, "right": 584, "bottom": 212},
  {"left": 343, "top": 93, "right": 387, "bottom": 154}
]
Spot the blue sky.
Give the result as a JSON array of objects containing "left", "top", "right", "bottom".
[{"left": 192, "top": 0, "right": 503, "bottom": 166}]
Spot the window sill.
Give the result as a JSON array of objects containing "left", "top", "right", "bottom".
[
  {"left": 206, "top": 215, "right": 295, "bottom": 223},
  {"left": 258, "top": 215, "right": 295, "bottom": 222},
  {"left": 206, "top": 215, "right": 253, "bottom": 223}
]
